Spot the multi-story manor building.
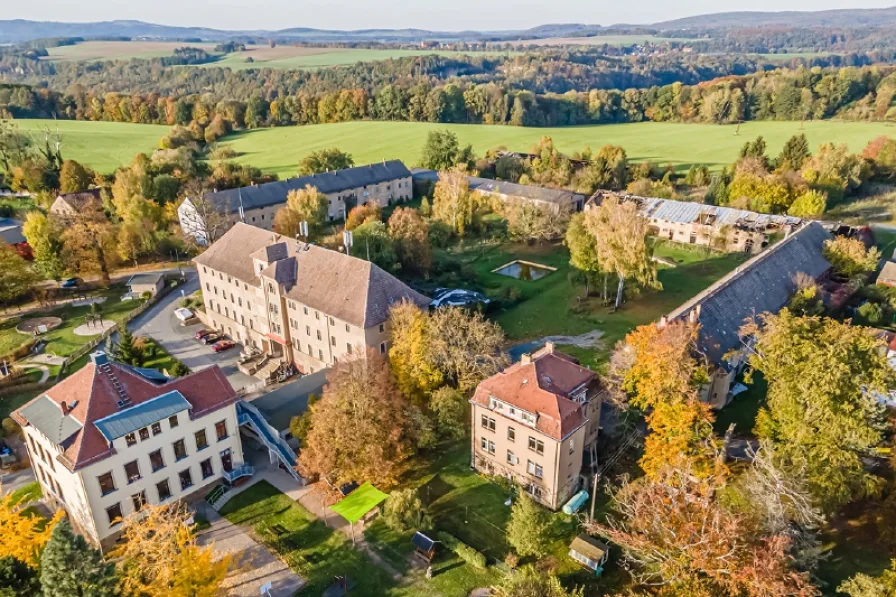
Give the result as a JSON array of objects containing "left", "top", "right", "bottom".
[
  {"left": 178, "top": 160, "right": 413, "bottom": 244},
  {"left": 193, "top": 222, "right": 429, "bottom": 375},
  {"left": 12, "top": 352, "right": 249, "bottom": 550},
  {"left": 470, "top": 344, "right": 605, "bottom": 510}
]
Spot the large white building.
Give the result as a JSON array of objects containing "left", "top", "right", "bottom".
[
  {"left": 12, "top": 352, "right": 294, "bottom": 551},
  {"left": 193, "top": 223, "right": 430, "bottom": 377}
]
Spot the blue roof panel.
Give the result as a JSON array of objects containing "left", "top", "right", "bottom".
[{"left": 93, "top": 390, "right": 190, "bottom": 441}]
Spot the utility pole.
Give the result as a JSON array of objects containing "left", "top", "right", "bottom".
[{"left": 589, "top": 472, "right": 599, "bottom": 523}]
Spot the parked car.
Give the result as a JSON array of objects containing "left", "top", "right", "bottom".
[
  {"left": 194, "top": 329, "right": 213, "bottom": 340},
  {"left": 174, "top": 308, "right": 194, "bottom": 322},
  {"left": 212, "top": 340, "right": 236, "bottom": 353},
  {"left": 201, "top": 333, "right": 222, "bottom": 345},
  {"left": 0, "top": 439, "right": 16, "bottom": 469},
  {"left": 60, "top": 277, "right": 83, "bottom": 289}
]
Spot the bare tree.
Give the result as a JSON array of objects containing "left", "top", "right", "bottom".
[{"left": 177, "top": 181, "right": 232, "bottom": 246}]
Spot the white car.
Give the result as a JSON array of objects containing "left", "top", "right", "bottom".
[{"left": 174, "top": 308, "right": 194, "bottom": 322}]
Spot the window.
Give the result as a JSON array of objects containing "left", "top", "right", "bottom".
[
  {"left": 527, "top": 484, "right": 543, "bottom": 499},
  {"left": 569, "top": 438, "right": 575, "bottom": 455},
  {"left": 131, "top": 491, "right": 146, "bottom": 512},
  {"left": 151, "top": 422, "right": 162, "bottom": 436},
  {"left": 315, "top": 311, "right": 320, "bottom": 320},
  {"left": 195, "top": 429, "right": 208, "bottom": 451},
  {"left": 303, "top": 306, "right": 308, "bottom": 315},
  {"left": 215, "top": 420, "right": 228, "bottom": 441},
  {"left": 331, "top": 336, "right": 336, "bottom": 346},
  {"left": 508, "top": 427, "right": 516, "bottom": 442},
  {"left": 169, "top": 415, "right": 179, "bottom": 429},
  {"left": 200, "top": 458, "right": 214, "bottom": 479},
  {"left": 139, "top": 427, "right": 150, "bottom": 441},
  {"left": 318, "top": 349, "right": 323, "bottom": 360},
  {"left": 308, "top": 344, "right": 312, "bottom": 354},
  {"left": 528, "top": 437, "right": 544, "bottom": 455},
  {"left": 125, "top": 433, "right": 137, "bottom": 447},
  {"left": 124, "top": 460, "right": 141, "bottom": 484},
  {"left": 156, "top": 479, "right": 171, "bottom": 501},
  {"left": 346, "top": 344, "right": 353, "bottom": 355},
  {"left": 306, "top": 325, "right": 310, "bottom": 336},
  {"left": 379, "top": 323, "right": 385, "bottom": 333},
  {"left": 480, "top": 437, "right": 496, "bottom": 454},
  {"left": 106, "top": 503, "right": 123, "bottom": 527},
  {"left": 173, "top": 439, "right": 187, "bottom": 461},
  {"left": 179, "top": 468, "right": 194, "bottom": 491},
  {"left": 329, "top": 317, "right": 335, "bottom": 326},
  {"left": 345, "top": 323, "right": 350, "bottom": 332},
  {"left": 527, "top": 460, "right": 543, "bottom": 479},
  {"left": 149, "top": 449, "right": 165, "bottom": 472},
  {"left": 481, "top": 415, "right": 496, "bottom": 432},
  {"left": 316, "top": 330, "right": 321, "bottom": 341},
  {"left": 507, "top": 450, "right": 517, "bottom": 465},
  {"left": 98, "top": 472, "right": 116, "bottom": 496},
  {"left": 380, "top": 342, "right": 387, "bottom": 355}
]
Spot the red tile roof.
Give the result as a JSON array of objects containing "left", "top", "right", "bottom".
[
  {"left": 13, "top": 359, "right": 237, "bottom": 472},
  {"left": 471, "top": 346, "right": 597, "bottom": 440}
]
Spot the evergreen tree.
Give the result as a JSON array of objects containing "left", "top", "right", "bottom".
[
  {"left": 776, "top": 133, "right": 811, "bottom": 170},
  {"left": 0, "top": 556, "right": 40, "bottom": 597},
  {"left": 115, "top": 328, "right": 142, "bottom": 366},
  {"left": 39, "top": 520, "right": 118, "bottom": 597},
  {"left": 506, "top": 493, "right": 552, "bottom": 559}
]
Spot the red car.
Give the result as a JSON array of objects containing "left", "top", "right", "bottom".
[
  {"left": 212, "top": 340, "right": 236, "bottom": 353},
  {"left": 194, "top": 329, "right": 213, "bottom": 340}
]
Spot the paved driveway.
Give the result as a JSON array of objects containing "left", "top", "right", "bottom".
[{"left": 129, "top": 271, "right": 257, "bottom": 392}]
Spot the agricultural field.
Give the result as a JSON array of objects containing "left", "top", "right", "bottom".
[
  {"left": 41, "top": 40, "right": 516, "bottom": 70},
  {"left": 12, "top": 119, "right": 169, "bottom": 173},
  {"left": 222, "top": 119, "right": 891, "bottom": 179}
]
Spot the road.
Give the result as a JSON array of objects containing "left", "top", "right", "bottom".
[{"left": 129, "top": 270, "right": 257, "bottom": 392}]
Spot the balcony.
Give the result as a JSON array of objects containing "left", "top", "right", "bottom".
[{"left": 222, "top": 464, "right": 255, "bottom": 484}]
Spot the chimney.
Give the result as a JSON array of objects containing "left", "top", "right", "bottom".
[
  {"left": 520, "top": 353, "right": 532, "bottom": 365},
  {"left": 60, "top": 401, "right": 68, "bottom": 415},
  {"left": 657, "top": 316, "right": 668, "bottom": 328},
  {"left": 544, "top": 341, "right": 555, "bottom": 354}
]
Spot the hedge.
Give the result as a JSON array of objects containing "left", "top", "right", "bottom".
[{"left": 435, "top": 531, "right": 487, "bottom": 569}]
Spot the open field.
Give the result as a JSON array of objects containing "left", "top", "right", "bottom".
[
  {"left": 12, "top": 119, "right": 168, "bottom": 173},
  {"left": 42, "top": 40, "right": 516, "bottom": 70},
  {"left": 223, "top": 120, "right": 891, "bottom": 178}
]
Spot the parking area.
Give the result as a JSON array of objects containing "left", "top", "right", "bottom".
[{"left": 129, "top": 271, "right": 257, "bottom": 392}]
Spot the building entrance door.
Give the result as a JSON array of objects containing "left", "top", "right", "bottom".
[{"left": 220, "top": 449, "right": 233, "bottom": 472}]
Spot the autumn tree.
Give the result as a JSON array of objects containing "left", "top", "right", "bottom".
[
  {"left": 298, "top": 349, "right": 417, "bottom": 486},
  {"left": 822, "top": 236, "right": 881, "bottom": 277},
  {"left": 388, "top": 207, "right": 431, "bottom": 275},
  {"left": 426, "top": 306, "right": 507, "bottom": 392},
  {"left": 345, "top": 201, "right": 381, "bottom": 230},
  {"left": 0, "top": 489, "right": 61, "bottom": 567},
  {"left": 840, "top": 560, "right": 896, "bottom": 597},
  {"left": 113, "top": 502, "right": 231, "bottom": 597},
  {"left": 565, "top": 212, "right": 606, "bottom": 299},
  {"left": 589, "top": 467, "right": 819, "bottom": 597},
  {"left": 746, "top": 311, "right": 893, "bottom": 514},
  {"left": 787, "top": 189, "right": 827, "bottom": 217},
  {"left": 429, "top": 386, "right": 468, "bottom": 440},
  {"left": 178, "top": 190, "right": 231, "bottom": 248},
  {"left": 58, "top": 160, "right": 94, "bottom": 194},
  {"left": 352, "top": 220, "right": 396, "bottom": 271},
  {"left": 39, "top": 519, "right": 118, "bottom": 597},
  {"left": 584, "top": 196, "right": 659, "bottom": 309},
  {"left": 493, "top": 566, "right": 584, "bottom": 597},
  {"left": 22, "top": 211, "right": 65, "bottom": 280},
  {"left": 432, "top": 168, "right": 480, "bottom": 236},
  {"left": 297, "top": 147, "right": 354, "bottom": 176},
  {"left": 382, "top": 488, "right": 431, "bottom": 533},
  {"left": 388, "top": 302, "right": 445, "bottom": 401},
  {"left": 61, "top": 198, "right": 116, "bottom": 285},
  {"left": 500, "top": 199, "right": 570, "bottom": 243},
  {"left": 420, "top": 130, "right": 474, "bottom": 171},
  {"left": 507, "top": 493, "right": 552, "bottom": 559},
  {"left": 0, "top": 245, "right": 37, "bottom": 311},
  {"left": 618, "top": 320, "right": 718, "bottom": 478},
  {"left": 273, "top": 184, "right": 328, "bottom": 239}
]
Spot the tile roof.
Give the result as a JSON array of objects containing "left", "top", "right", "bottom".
[
  {"left": 13, "top": 355, "right": 237, "bottom": 471},
  {"left": 202, "top": 160, "right": 412, "bottom": 215},
  {"left": 55, "top": 188, "right": 103, "bottom": 209},
  {"left": 194, "top": 223, "right": 430, "bottom": 327},
  {"left": 667, "top": 222, "right": 832, "bottom": 367},
  {"left": 411, "top": 169, "right": 585, "bottom": 205},
  {"left": 471, "top": 346, "right": 596, "bottom": 440}
]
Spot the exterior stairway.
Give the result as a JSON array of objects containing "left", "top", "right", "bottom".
[
  {"left": 236, "top": 400, "right": 302, "bottom": 482},
  {"left": 253, "top": 358, "right": 281, "bottom": 382}
]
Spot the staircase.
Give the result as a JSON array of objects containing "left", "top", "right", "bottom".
[
  {"left": 253, "top": 359, "right": 281, "bottom": 382},
  {"left": 236, "top": 400, "right": 302, "bottom": 482},
  {"left": 223, "top": 464, "right": 255, "bottom": 484},
  {"left": 206, "top": 485, "right": 227, "bottom": 508}
]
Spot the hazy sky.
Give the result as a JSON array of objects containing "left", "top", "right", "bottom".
[{"left": 6, "top": 0, "right": 893, "bottom": 31}]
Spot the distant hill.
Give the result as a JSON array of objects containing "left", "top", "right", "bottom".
[{"left": 652, "top": 7, "right": 896, "bottom": 29}]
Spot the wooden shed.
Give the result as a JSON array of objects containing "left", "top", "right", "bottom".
[
  {"left": 569, "top": 535, "right": 609, "bottom": 574},
  {"left": 411, "top": 531, "right": 436, "bottom": 562}
]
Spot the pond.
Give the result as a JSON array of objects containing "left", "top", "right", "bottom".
[{"left": 492, "top": 260, "right": 556, "bottom": 281}]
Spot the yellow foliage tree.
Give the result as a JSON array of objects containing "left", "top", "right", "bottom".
[
  {"left": 113, "top": 502, "right": 233, "bottom": 596},
  {"left": 388, "top": 302, "right": 444, "bottom": 401},
  {"left": 0, "top": 489, "right": 62, "bottom": 567},
  {"left": 620, "top": 321, "right": 721, "bottom": 479}
]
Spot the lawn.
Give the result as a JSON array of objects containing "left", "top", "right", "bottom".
[
  {"left": 7, "top": 481, "right": 42, "bottom": 505},
  {"left": 713, "top": 372, "right": 768, "bottom": 438},
  {"left": 221, "top": 120, "right": 891, "bottom": 179},
  {"left": 44, "top": 41, "right": 218, "bottom": 62},
  {"left": 219, "top": 481, "right": 397, "bottom": 596},
  {"left": 447, "top": 240, "right": 746, "bottom": 365},
  {"left": 11, "top": 119, "right": 169, "bottom": 173}
]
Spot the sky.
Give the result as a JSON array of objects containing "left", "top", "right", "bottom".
[{"left": 5, "top": 0, "right": 895, "bottom": 31}]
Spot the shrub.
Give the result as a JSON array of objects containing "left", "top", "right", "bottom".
[
  {"left": 858, "top": 301, "right": 884, "bottom": 324},
  {"left": 382, "top": 488, "right": 431, "bottom": 533},
  {"left": 505, "top": 552, "right": 520, "bottom": 569},
  {"left": 1, "top": 418, "right": 20, "bottom": 438},
  {"left": 435, "top": 531, "right": 487, "bottom": 569}
]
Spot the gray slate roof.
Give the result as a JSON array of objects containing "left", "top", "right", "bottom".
[
  {"left": 880, "top": 261, "right": 896, "bottom": 283},
  {"left": 640, "top": 197, "right": 801, "bottom": 228},
  {"left": 202, "top": 160, "right": 412, "bottom": 215},
  {"left": 0, "top": 217, "right": 25, "bottom": 245},
  {"left": 93, "top": 390, "right": 191, "bottom": 441},
  {"left": 412, "top": 169, "right": 584, "bottom": 205},
  {"left": 127, "top": 272, "right": 165, "bottom": 286},
  {"left": 667, "top": 222, "right": 832, "bottom": 367},
  {"left": 18, "top": 395, "right": 82, "bottom": 446}
]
